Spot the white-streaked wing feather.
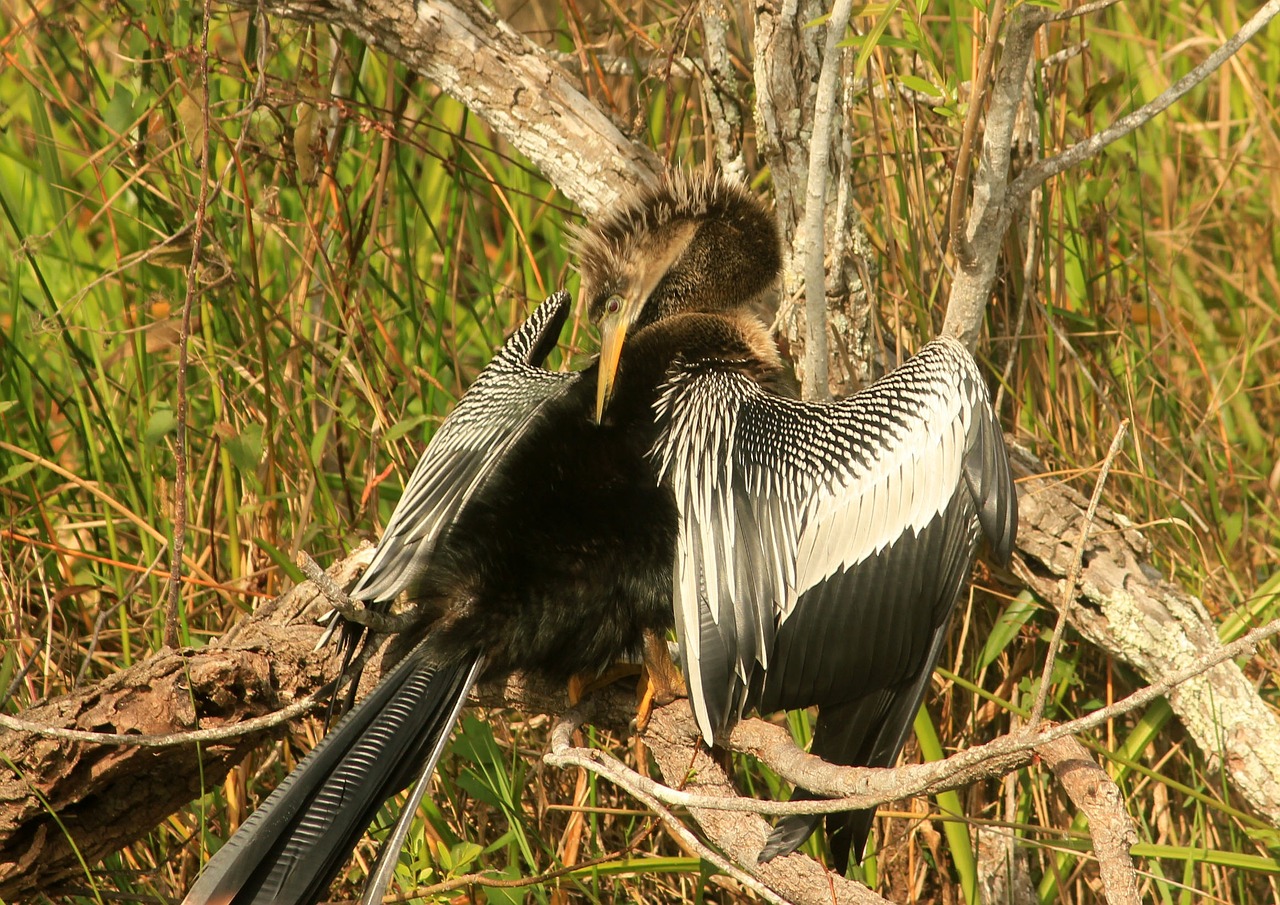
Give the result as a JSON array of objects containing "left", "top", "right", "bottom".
[
  {"left": 350, "top": 293, "right": 575, "bottom": 604},
  {"left": 654, "top": 336, "right": 1011, "bottom": 745}
]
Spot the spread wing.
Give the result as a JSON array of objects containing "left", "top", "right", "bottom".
[
  {"left": 652, "top": 336, "right": 1017, "bottom": 744},
  {"left": 350, "top": 291, "right": 576, "bottom": 603}
]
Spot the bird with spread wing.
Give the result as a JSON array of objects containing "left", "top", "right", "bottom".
[{"left": 183, "top": 172, "right": 1015, "bottom": 904}]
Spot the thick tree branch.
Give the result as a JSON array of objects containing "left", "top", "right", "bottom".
[
  {"left": 1011, "top": 446, "right": 1280, "bottom": 826},
  {"left": 0, "top": 551, "right": 635, "bottom": 900},
  {"left": 940, "top": 3, "right": 1042, "bottom": 347},
  {"left": 798, "top": 0, "right": 853, "bottom": 401},
  {"left": 247, "top": 0, "right": 659, "bottom": 215}
]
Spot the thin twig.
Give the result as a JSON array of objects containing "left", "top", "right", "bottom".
[
  {"left": 372, "top": 848, "right": 648, "bottom": 904},
  {"left": 799, "top": 0, "right": 853, "bottom": 402},
  {"left": 1031, "top": 420, "right": 1129, "bottom": 725},
  {"left": 165, "top": 0, "right": 213, "bottom": 649},
  {"left": 1046, "top": 0, "right": 1121, "bottom": 24},
  {"left": 296, "top": 551, "right": 420, "bottom": 634},
  {"left": 0, "top": 639, "right": 44, "bottom": 709},
  {"left": 1011, "top": 0, "right": 1280, "bottom": 200}
]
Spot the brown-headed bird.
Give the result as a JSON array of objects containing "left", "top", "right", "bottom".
[
  {"left": 577, "top": 172, "right": 1017, "bottom": 869},
  {"left": 182, "top": 172, "right": 1014, "bottom": 904}
]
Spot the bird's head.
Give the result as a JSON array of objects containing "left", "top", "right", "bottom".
[{"left": 573, "top": 171, "right": 782, "bottom": 423}]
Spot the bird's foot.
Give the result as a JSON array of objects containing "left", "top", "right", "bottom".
[
  {"left": 636, "top": 630, "right": 687, "bottom": 732},
  {"left": 568, "top": 662, "right": 642, "bottom": 707}
]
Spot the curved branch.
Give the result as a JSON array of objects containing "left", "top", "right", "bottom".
[
  {"left": 249, "top": 0, "right": 662, "bottom": 214},
  {"left": 1037, "top": 736, "right": 1140, "bottom": 905}
]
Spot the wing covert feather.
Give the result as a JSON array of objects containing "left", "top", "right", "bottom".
[
  {"left": 351, "top": 293, "right": 576, "bottom": 604},
  {"left": 653, "top": 336, "right": 1017, "bottom": 744}
]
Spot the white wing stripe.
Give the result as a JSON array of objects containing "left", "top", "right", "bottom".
[{"left": 655, "top": 336, "right": 999, "bottom": 744}]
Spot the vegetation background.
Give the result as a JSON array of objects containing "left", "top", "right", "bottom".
[{"left": 1, "top": 0, "right": 1278, "bottom": 902}]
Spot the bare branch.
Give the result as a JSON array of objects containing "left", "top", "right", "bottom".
[
  {"left": 1011, "top": 0, "right": 1280, "bottom": 199},
  {"left": 0, "top": 687, "right": 331, "bottom": 748},
  {"left": 940, "top": 4, "right": 1043, "bottom": 347},
  {"left": 1012, "top": 448, "right": 1280, "bottom": 825},
  {"left": 166, "top": 0, "right": 212, "bottom": 649},
  {"left": 698, "top": 0, "right": 748, "bottom": 182},
  {"left": 245, "top": 0, "right": 661, "bottom": 215},
  {"left": 799, "top": 0, "right": 853, "bottom": 402},
  {"left": 948, "top": 0, "right": 1007, "bottom": 266},
  {"left": 296, "top": 550, "right": 418, "bottom": 634},
  {"left": 1030, "top": 420, "right": 1129, "bottom": 724},
  {"left": 1046, "top": 0, "right": 1121, "bottom": 24},
  {"left": 545, "top": 614, "right": 1280, "bottom": 823},
  {"left": 643, "top": 707, "right": 894, "bottom": 904},
  {"left": 1036, "top": 736, "right": 1140, "bottom": 905}
]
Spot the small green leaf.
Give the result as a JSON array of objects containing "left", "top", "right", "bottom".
[
  {"left": 104, "top": 84, "right": 136, "bottom": 136},
  {"left": 226, "top": 423, "right": 263, "bottom": 473},
  {"left": 2, "top": 460, "right": 38, "bottom": 485},
  {"left": 444, "top": 841, "right": 482, "bottom": 875},
  {"left": 383, "top": 413, "right": 429, "bottom": 444},
  {"left": 308, "top": 418, "right": 332, "bottom": 468},
  {"left": 978, "top": 592, "right": 1039, "bottom": 671},
  {"left": 144, "top": 404, "right": 178, "bottom": 444},
  {"left": 899, "top": 74, "right": 945, "bottom": 99}
]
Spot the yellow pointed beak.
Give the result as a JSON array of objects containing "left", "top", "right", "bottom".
[{"left": 595, "top": 315, "right": 628, "bottom": 424}]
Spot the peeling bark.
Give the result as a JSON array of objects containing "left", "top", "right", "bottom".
[{"left": 1010, "top": 446, "right": 1280, "bottom": 827}]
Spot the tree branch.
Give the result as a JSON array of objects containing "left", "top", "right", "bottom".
[
  {"left": 1036, "top": 736, "right": 1140, "bottom": 905},
  {"left": 1030, "top": 420, "right": 1129, "bottom": 725},
  {"left": 798, "top": 0, "right": 853, "bottom": 402},
  {"left": 940, "top": 3, "right": 1043, "bottom": 347},
  {"left": 1011, "top": 446, "right": 1280, "bottom": 826},
  {"left": 244, "top": 0, "right": 660, "bottom": 216},
  {"left": 1010, "top": 0, "right": 1280, "bottom": 199}
]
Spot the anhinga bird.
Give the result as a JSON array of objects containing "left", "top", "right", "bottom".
[
  {"left": 579, "top": 172, "right": 1017, "bottom": 868},
  {"left": 183, "top": 172, "right": 1015, "bottom": 905}
]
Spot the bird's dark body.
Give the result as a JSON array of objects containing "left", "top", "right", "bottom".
[
  {"left": 183, "top": 295, "right": 685, "bottom": 905},
  {"left": 416, "top": 367, "right": 676, "bottom": 680}
]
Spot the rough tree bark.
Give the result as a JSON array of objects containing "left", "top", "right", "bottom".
[
  {"left": 0, "top": 552, "right": 640, "bottom": 899},
  {"left": 754, "top": 0, "right": 878, "bottom": 396}
]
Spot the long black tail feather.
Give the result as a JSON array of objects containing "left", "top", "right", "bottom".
[{"left": 183, "top": 640, "right": 483, "bottom": 905}]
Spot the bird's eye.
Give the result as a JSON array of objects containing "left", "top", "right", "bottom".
[{"left": 604, "top": 295, "right": 623, "bottom": 315}]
